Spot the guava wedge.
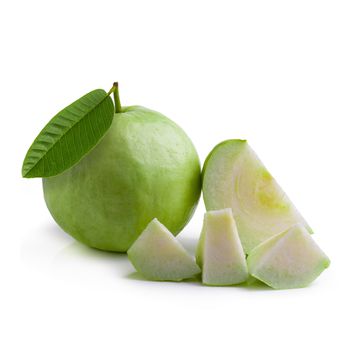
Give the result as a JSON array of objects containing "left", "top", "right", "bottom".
[
  {"left": 202, "top": 139, "right": 311, "bottom": 254},
  {"left": 247, "top": 224, "right": 330, "bottom": 289},
  {"left": 127, "top": 219, "right": 201, "bottom": 281},
  {"left": 196, "top": 209, "right": 248, "bottom": 285}
]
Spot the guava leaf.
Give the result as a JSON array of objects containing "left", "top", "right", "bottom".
[{"left": 22, "top": 89, "right": 114, "bottom": 178}]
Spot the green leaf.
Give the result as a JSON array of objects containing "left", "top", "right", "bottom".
[{"left": 22, "top": 89, "right": 114, "bottom": 178}]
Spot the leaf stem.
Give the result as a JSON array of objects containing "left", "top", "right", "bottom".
[{"left": 108, "top": 82, "right": 122, "bottom": 113}]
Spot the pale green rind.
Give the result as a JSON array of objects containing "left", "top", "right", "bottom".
[
  {"left": 43, "top": 106, "right": 201, "bottom": 252},
  {"left": 247, "top": 224, "right": 330, "bottom": 289},
  {"left": 202, "top": 139, "right": 312, "bottom": 254},
  {"left": 195, "top": 215, "right": 207, "bottom": 268},
  {"left": 201, "top": 139, "right": 247, "bottom": 184},
  {"left": 127, "top": 219, "right": 201, "bottom": 281},
  {"left": 197, "top": 208, "right": 248, "bottom": 286}
]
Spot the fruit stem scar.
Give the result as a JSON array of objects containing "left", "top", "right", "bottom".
[{"left": 107, "top": 82, "right": 122, "bottom": 113}]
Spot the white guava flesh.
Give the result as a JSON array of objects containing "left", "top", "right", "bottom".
[
  {"left": 202, "top": 140, "right": 312, "bottom": 254},
  {"left": 247, "top": 224, "right": 330, "bottom": 289},
  {"left": 196, "top": 208, "right": 248, "bottom": 285},
  {"left": 127, "top": 218, "right": 201, "bottom": 281}
]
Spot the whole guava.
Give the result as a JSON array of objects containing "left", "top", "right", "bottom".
[{"left": 43, "top": 106, "right": 201, "bottom": 252}]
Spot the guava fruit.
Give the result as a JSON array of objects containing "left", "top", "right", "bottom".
[
  {"left": 127, "top": 218, "right": 201, "bottom": 281},
  {"left": 196, "top": 208, "right": 248, "bottom": 285},
  {"left": 202, "top": 139, "right": 311, "bottom": 254},
  {"left": 43, "top": 99, "right": 201, "bottom": 252},
  {"left": 247, "top": 224, "right": 330, "bottom": 289}
]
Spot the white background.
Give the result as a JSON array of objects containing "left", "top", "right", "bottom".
[{"left": 1, "top": 1, "right": 349, "bottom": 349}]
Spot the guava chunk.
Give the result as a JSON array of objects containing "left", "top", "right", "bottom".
[
  {"left": 196, "top": 209, "right": 248, "bottom": 285},
  {"left": 127, "top": 219, "right": 201, "bottom": 281},
  {"left": 247, "top": 224, "right": 330, "bottom": 289},
  {"left": 202, "top": 140, "right": 312, "bottom": 254}
]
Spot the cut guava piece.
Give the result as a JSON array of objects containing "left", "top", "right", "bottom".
[
  {"left": 202, "top": 139, "right": 312, "bottom": 254},
  {"left": 247, "top": 224, "right": 330, "bottom": 289},
  {"left": 196, "top": 208, "right": 248, "bottom": 285},
  {"left": 127, "top": 218, "right": 201, "bottom": 281}
]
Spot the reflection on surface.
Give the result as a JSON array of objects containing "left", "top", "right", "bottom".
[
  {"left": 52, "top": 239, "right": 133, "bottom": 279},
  {"left": 22, "top": 223, "right": 274, "bottom": 291}
]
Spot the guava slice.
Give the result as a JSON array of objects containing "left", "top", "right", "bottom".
[
  {"left": 202, "top": 139, "right": 312, "bottom": 253},
  {"left": 247, "top": 224, "right": 330, "bottom": 289},
  {"left": 196, "top": 208, "right": 248, "bottom": 285},
  {"left": 127, "top": 218, "right": 201, "bottom": 281}
]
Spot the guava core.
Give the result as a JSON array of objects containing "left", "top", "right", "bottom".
[
  {"left": 202, "top": 139, "right": 311, "bottom": 254},
  {"left": 127, "top": 218, "right": 201, "bottom": 281},
  {"left": 43, "top": 106, "right": 201, "bottom": 252}
]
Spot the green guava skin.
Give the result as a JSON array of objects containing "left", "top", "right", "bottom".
[{"left": 43, "top": 106, "right": 201, "bottom": 252}]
